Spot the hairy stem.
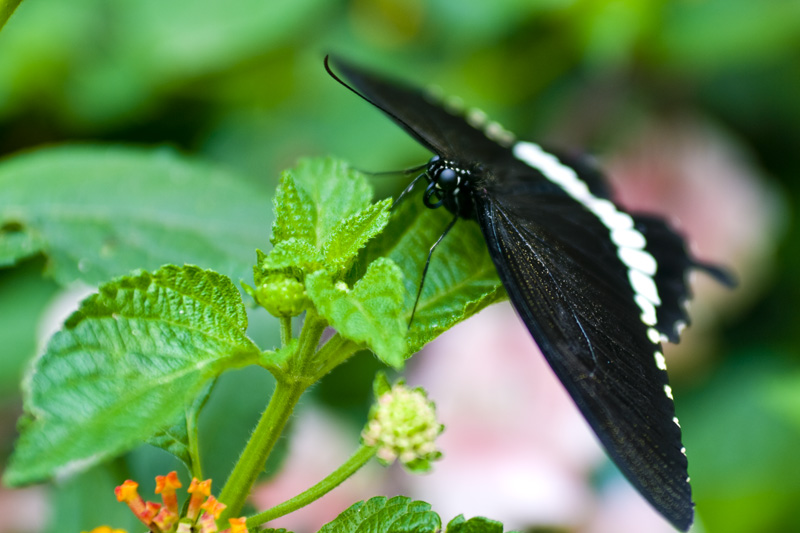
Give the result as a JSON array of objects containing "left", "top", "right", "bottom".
[
  {"left": 217, "top": 378, "right": 306, "bottom": 523},
  {"left": 186, "top": 409, "right": 203, "bottom": 481},
  {"left": 247, "top": 444, "right": 377, "bottom": 527},
  {"left": 279, "top": 316, "right": 292, "bottom": 347},
  {"left": 218, "top": 311, "right": 327, "bottom": 524}
]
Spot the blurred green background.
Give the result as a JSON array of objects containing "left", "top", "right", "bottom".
[{"left": 0, "top": 0, "right": 798, "bottom": 532}]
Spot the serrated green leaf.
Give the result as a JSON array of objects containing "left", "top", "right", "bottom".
[
  {"left": 261, "top": 239, "right": 322, "bottom": 273},
  {"left": 273, "top": 158, "right": 374, "bottom": 247},
  {"left": 4, "top": 265, "right": 261, "bottom": 486},
  {"left": 318, "top": 496, "right": 441, "bottom": 533},
  {"left": 306, "top": 258, "right": 406, "bottom": 368},
  {"left": 357, "top": 193, "right": 505, "bottom": 357},
  {"left": 0, "top": 145, "right": 270, "bottom": 285},
  {"left": 446, "top": 515, "right": 505, "bottom": 533},
  {"left": 269, "top": 158, "right": 383, "bottom": 280},
  {"left": 291, "top": 158, "right": 374, "bottom": 245},
  {"left": 322, "top": 198, "right": 392, "bottom": 272},
  {"left": 147, "top": 378, "right": 215, "bottom": 470},
  {"left": 271, "top": 172, "right": 316, "bottom": 246}
]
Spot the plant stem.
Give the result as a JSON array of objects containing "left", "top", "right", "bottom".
[
  {"left": 247, "top": 444, "right": 377, "bottom": 528},
  {"left": 312, "top": 333, "right": 361, "bottom": 378},
  {"left": 186, "top": 409, "right": 203, "bottom": 481},
  {"left": 288, "top": 309, "right": 327, "bottom": 378},
  {"left": 279, "top": 316, "right": 292, "bottom": 347},
  {"left": 217, "top": 311, "right": 327, "bottom": 524},
  {"left": 217, "top": 378, "right": 307, "bottom": 524}
]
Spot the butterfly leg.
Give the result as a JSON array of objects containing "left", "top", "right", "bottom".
[{"left": 408, "top": 212, "right": 460, "bottom": 328}]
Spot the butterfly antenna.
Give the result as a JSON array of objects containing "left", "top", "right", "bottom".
[
  {"left": 358, "top": 162, "right": 428, "bottom": 177},
  {"left": 392, "top": 172, "right": 428, "bottom": 210},
  {"left": 408, "top": 213, "right": 459, "bottom": 329}
]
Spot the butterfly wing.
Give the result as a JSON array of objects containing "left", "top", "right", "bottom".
[
  {"left": 474, "top": 171, "right": 695, "bottom": 530},
  {"left": 325, "top": 55, "right": 731, "bottom": 532},
  {"left": 327, "top": 55, "right": 513, "bottom": 162}
]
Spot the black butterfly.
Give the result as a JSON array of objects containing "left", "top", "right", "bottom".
[{"left": 325, "top": 55, "right": 734, "bottom": 532}]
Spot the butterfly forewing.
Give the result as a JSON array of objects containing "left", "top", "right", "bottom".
[{"left": 328, "top": 56, "right": 513, "bottom": 163}]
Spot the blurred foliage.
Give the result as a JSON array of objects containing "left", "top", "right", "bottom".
[{"left": 0, "top": 0, "right": 798, "bottom": 531}]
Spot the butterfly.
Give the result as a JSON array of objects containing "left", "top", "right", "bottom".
[{"left": 325, "top": 55, "right": 734, "bottom": 532}]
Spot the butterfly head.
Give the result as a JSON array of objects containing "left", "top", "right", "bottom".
[{"left": 423, "top": 155, "right": 476, "bottom": 217}]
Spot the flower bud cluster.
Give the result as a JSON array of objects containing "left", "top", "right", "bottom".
[
  {"left": 362, "top": 383, "right": 443, "bottom": 472},
  {"left": 256, "top": 274, "right": 309, "bottom": 317}
]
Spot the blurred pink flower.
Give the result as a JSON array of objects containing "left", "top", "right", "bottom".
[{"left": 0, "top": 486, "right": 47, "bottom": 533}]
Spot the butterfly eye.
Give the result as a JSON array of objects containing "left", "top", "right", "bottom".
[{"left": 437, "top": 168, "right": 458, "bottom": 190}]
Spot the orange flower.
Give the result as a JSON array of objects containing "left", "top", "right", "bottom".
[
  {"left": 224, "top": 517, "right": 248, "bottom": 533},
  {"left": 187, "top": 478, "right": 213, "bottom": 520}
]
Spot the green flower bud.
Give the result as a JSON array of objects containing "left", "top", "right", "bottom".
[
  {"left": 362, "top": 383, "right": 443, "bottom": 473},
  {"left": 256, "top": 274, "right": 309, "bottom": 317}
]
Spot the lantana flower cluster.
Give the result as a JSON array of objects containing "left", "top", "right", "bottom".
[
  {"left": 84, "top": 472, "right": 247, "bottom": 533},
  {"left": 362, "top": 382, "right": 443, "bottom": 473}
]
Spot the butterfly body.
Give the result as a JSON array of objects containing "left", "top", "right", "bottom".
[{"left": 326, "top": 55, "right": 734, "bottom": 532}]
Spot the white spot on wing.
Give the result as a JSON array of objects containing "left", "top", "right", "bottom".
[
  {"left": 635, "top": 294, "right": 658, "bottom": 326},
  {"left": 673, "top": 416, "right": 681, "bottom": 428},
  {"left": 647, "top": 327, "right": 661, "bottom": 344},
  {"left": 611, "top": 228, "right": 646, "bottom": 250},
  {"left": 629, "top": 269, "right": 661, "bottom": 305},
  {"left": 466, "top": 108, "right": 487, "bottom": 128},
  {"left": 654, "top": 351, "right": 667, "bottom": 370},
  {"left": 444, "top": 95, "right": 464, "bottom": 114},
  {"left": 619, "top": 247, "right": 657, "bottom": 275},
  {"left": 664, "top": 384, "right": 674, "bottom": 400}
]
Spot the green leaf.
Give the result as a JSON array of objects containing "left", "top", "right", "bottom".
[
  {"left": 272, "top": 158, "right": 373, "bottom": 250},
  {"left": 358, "top": 193, "right": 505, "bottom": 357},
  {"left": 306, "top": 258, "right": 406, "bottom": 368},
  {"left": 147, "top": 378, "right": 215, "bottom": 470},
  {"left": 0, "top": 265, "right": 59, "bottom": 395},
  {"left": 0, "top": 0, "right": 23, "bottom": 33},
  {"left": 0, "top": 0, "right": 331, "bottom": 126},
  {"left": 372, "top": 371, "right": 392, "bottom": 398},
  {"left": 322, "top": 198, "right": 392, "bottom": 272},
  {"left": 0, "top": 145, "right": 270, "bottom": 285},
  {"left": 267, "top": 158, "right": 385, "bottom": 282},
  {"left": 446, "top": 515, "right": 505, "bottom": 533},
  {"left": 318, "top": 496, "right": 441, "bottom": 533},
  {"left": 260, "top": 239, "right": 321, "bottom": 273},
  {"left": 271, "top": 171, "right": 316, "bottom": 246},
  {"left": 4, "top": 264, "right": 261, "bottom": 486}
]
